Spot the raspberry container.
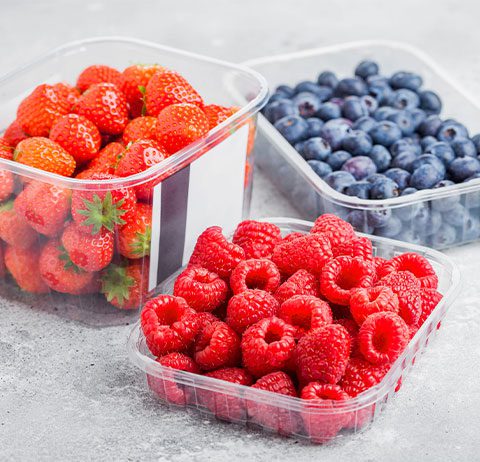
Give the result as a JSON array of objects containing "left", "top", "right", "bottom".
[
  {"left": 0, "top": 37, "right": 268, "bottom": 326},
  {"left": 244, "top": 41, "right": 480, "bottom": 249},
  {"left": 127, "top": 217, "right": 460, "bottom": 444}
]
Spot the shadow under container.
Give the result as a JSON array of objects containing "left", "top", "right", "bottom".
[{"left": 0, "top": 37, "right": 268, "bottom": 326}]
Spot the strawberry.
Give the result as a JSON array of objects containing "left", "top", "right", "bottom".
[
  {"left": 155, "top": 103, "right": 209, "bottom": 155},
  {"left": 0, "top": 242, "right": 5, "bottom": 278},
  {"left": 71, "top": 172, "right": 136, "bottom": 235},
  {"left": 118, "top": 203, "right": 152, "bottom": 259},
  {"left": 145, "top": 69, "right": 203, "bottom": 116},
  {"left": 82, "top": 142, "right": 124, "bottom": 176},
  {"left": 122, "top": 64, "right": 164, "bottom": 117},
  {"left": 53, "top": 83, "right": 81, "bottom": 109},
  {"left": 39, "top": 239, "right": 97, "bottom": 294},
  {"left": 0, "top": 137, "right": 14, "bottom": 159},
  {"left": 50, "top": 114, "right": 101, "bottom": 165},
  {"left": 14, "top": 181, "right": 71, "bottom": 237},
  {"left": 61, "top": 222, "right": 114, "bottom": 272},
  {"left": 0, "top": 200, "right": 37, "bottom": 249},
  {"left": 17, "top": 84, "right": 71, "bottom": 137},
  {"left": 76, "top": 64, "right": 125, "bottom": 93},
  {"left": 0, "top": 138, "right": 15, "bottom": 202},
  {"left": 3, "top": 120, "right": 28, "bottom": 147},
  {"left": 101, "top": 260, "right": 148, "bottom": 309},
  {"left": 4, "top": 244, "right": 49, "bottom": 293},
  {"left": 203, "top": 104, "right": 237, "bottom": 130},
  {"left": 122, "top": 116, "right": 157, "bottom": 144},
  {"left": 115, "top": 139, "right": 167, "bottom": 201},
  {"left": 76, "top": 83, "right": 129, "bottom": 135},
  {"left": 14, "top": 137, "right": 76, "bottom": 177}
]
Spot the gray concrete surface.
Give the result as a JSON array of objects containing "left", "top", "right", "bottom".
[{"left": 1, "top": 0, "right": 480, "bottom": 460}]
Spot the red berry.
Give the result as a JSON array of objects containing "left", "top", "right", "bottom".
[
  {"left": 295, "top": 324, "right": 351, "bottom": 385},
  {"left": 203, "top": 104, "right": 237, "bottom": 130},
  {"left": 230, "top": 258, "right": 281, "bottom": 295},
  {"left": 226, "top": 289, "right": 279, "bottom": 334},
  {"left": 274, "top": 269, "right": 320, "bottom": 305},
  {"left": 372, "top": 256, "right": 387, "bottom": 281},
  {"left": 195, "top": 312, "right": 221, "bottom": 331},
  {"left": 141, "top": 294, "right": 200, "bottom": 357},
  {"left": 173, "top": 266, "right": 228, "bottom": 312},
  {"left": 339, "top": 357, "right": 389, "bottom": 397},
  {"left": 85, "top": 141, "right": 124, "bottom": 176},
  {"left": 332, "top": 236, "right": 373, "bottom": 261},
  {"left": 281, "top": 232, "right": 304, "bottom": 244},
  {"left": 310, "top": 214, "right": 355, "bottom": 247},
  {"left": 76, "top": 64, "right": 125, "bottom": 93},
  {"left": 278, "top": 295, "right": 332, "bottom": 339},
  {"left": 122, "top": 116, "right": 158, "bottom": 144},
  {"left": 0, "top": 200, "right": 38, "bottom": 249},
  {"left": 320, "top": 256, "right": 375, "bottom": 306},
  {"left": 418, "top": 288, "right": 443, "bottom": 326},
  {"left": 335, "top": 318, "right": 361, "bottom": 357},
  {"left": 232, "top": 220, "right": 282, "bottom": 259},
  {"left": 350, "top": 286, "right": 400, "bottom": 325},
  {"left": 3, "top": 120, "right": 28, "bottom": 147},
  {"left": 194, "top": 321, "right": 240, "bottom": 371}
]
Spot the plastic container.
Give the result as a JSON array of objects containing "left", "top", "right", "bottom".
[
  {"left": 244, "top": 41, "right": 480, "bottom": 249},
  {"left": 127, "top": 217, "right": 460, "bottom": 444},
  {"left": 0, "top": 37, "right": 268, "bottom": 326}
]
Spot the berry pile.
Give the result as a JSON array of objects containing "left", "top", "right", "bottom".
[
  {"left": 0, "top": 64, "right": 240, "bottom": 308},
  {"left": 140, "top": 214, "right": 443, "bottom": 443}
]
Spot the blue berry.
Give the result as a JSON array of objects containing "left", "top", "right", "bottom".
[
  {"left": 408, "top": 108, "right": 427, "bottom": 129},
  {"left": 387, "top": 110, "right": 415, "bottom": 136},
  {"left": 367, "top": 145, "right": 392, "bottom": 172},
  {"left": 419, "top": 90, "right": 442, "bottom": 114},
  {"left": 370, "top": 177, "right": 400, "bottom": 199},
  {"left": 443, "top": 203, "right": 469, "bottom": 227},
  {"left": 431, "top": 180, "right": 459, "bottom": 212},
  {"left": 274, "top": 115, "right": 309, "bottom": 144},
  {"left": 294, "top": 140, "right": 306, "bottom": 152},
  {"left": 317, "top": 102, "right": 341, "bottom": 121},
  {"left": 437, "top": 120, "right": 469, "bottom": 143},
  {"left": 471, "top": 134, "right": 480, "bottom": 154},
  {"left": 305, "top": 118, "right": 324, "bottom": 138},
  {"left": 264, "top": 99, "right": 298, "bottom": 124},
  {"left": 301, "top": 137, "right": 331, "bottom": 161},
  {"left": 465, "top": 172, "right": 480, "bottom": 182},
  {"left": 275, "top": 85, "right": 295, "bottom": 98},
  {"left": 391, "top": 89, "right": 420, "bottom": 110},
  {"left": 341, "top": 130, "right": 373, "bottom": 156},
  {"left": 347, "top": 210, "right": 374, "bottom": 234},
  {"left": 324, "top": 171, "right": 356, "bottom": 193},
  {"left": 355, "top": 60, "right": 379, "bottom": 79},
  {"left": 463, "top": 215, "right": 480, "bottom": 241},
  {"left": 345, "top": 180, "right": 372, "bottom": 199},
  {"left": 385, "top": 168, "right": 411, "bottom": 190},
  {"left": 307, "top": 160, "right": 332, "bottom": 178},
  {"left": 320, "top": 118, "right": 352, "bottom": 150},
  {"left": 294, "top": 81, "right": 320, "bottom": 94},
  {"left": 420, "top": 136, "right": 438, "bottom": 150},
  {"left": 391, "top": 149, "right": 419, "bottom": 172},
  {"left": 366, "top": 173, "right": 387, "bottom": 183},
  {"left": 389, "top": 71, "right": 423, "bottom": 91},
  {"left": 369, "top": 121, "right": 402, "bottom": 146},
  {"left": 418, "top": 115, "right": 442, "bottom": 137},
  {"left": 413, "top": 208, "right": 442, "bottom": 237},
  {"left": 374, "top": 216, "right": 402, "bottom": 238},
  {"left": 342, "top": 96, "right": 369, "bottom": 121},
  {"left": 431, "top": 223, "right": 457, "bottom": 248},
  {"left": 267, "top": 92, "right": 288, "bottom": 104},
  {"left": 394, "top": 229, "right": 423, "bottom": 245},
  {"left": 335, "top": 77, "right": 368, "bottom": 97},
  {"left": 425, "top": 142, "right": 455, "bottom": 165},
  {"left": 368, "top": 81, "right": 393, "bottom": 105},
  {"left": 401, "top": 187, "right": 418, "bottom": 195},
  {"left": 341, "top": 156, "right": 377, "bottom": 180},
  {"left": 352, "top": 116, "right": 377, "bottom": 132},
  {"left": 292, "top": 92, "right": 321, "bottom": 118},
  {"left": 373, "top": 107, "right": 398, "bottom": 121},
  {"left": 390, "top": 138, "right": 421, "bottom": 157},
  {"left": 360, "top": 95, "right": 378, "bottom": 114},
  {"left": 327, "top": 150, "right": 352, "bottom": 170},
  {"left": 410, "top": 164, "right": 444, "bottom": 189},
  {"left": 448, "top": 156, "right": 480, "bottom": 182},
  {"left": 317, "top": 71, "right": 338, "bottom": 89},
  {"left": 367, "top": 208, "right": 392, "bottom": 227},
  {"left": 394, "top": 200, "right": 422, "bottom": 220},
  {"left": 451, "top": 138, "right": 477, "bottom": 158},
  {"left": 412, "top": 154, "right": 446, "bottom": 177}
]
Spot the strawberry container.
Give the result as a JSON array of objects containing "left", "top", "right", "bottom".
[
  {"left": 0, "top": 37, "right": 268, "bottom": 326},
  {"left": 127, "top": 217, "right": 460, "bottom": 444},
  {"left": 244, "top": 41, "right": 480, "bottom": 249}
]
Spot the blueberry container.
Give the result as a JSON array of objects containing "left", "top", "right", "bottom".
[
  {"left": 244, "top": 41, "right": 480, "bottom": 249},
  {"left": 127, "top": 217, "right": 460, "bottom": 444},
  {"left": 0, "top": 37, "right": 268, "bottom": 326}
]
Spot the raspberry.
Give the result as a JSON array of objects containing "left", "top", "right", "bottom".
[
  {"left": 274, "top": 269, "right": 319, "bottom": 305},
  {"left": 173, "top": 266, "right": 228, "bottom": 312},
  {"left": 272, "top": 233, "right": 333, "bottom": 277},
  {"left": 141, "top": 295, "right": 200, "bottom": 357},
  {"left": 320, "top": 256, "right": 375, "bottom": 306},
  {"left": 230, "top": 258, "right": 281, "bottom": 295},
  {"left": 310, "top": 214, "right": 355, "bottom": 247},
  {"left": 358, "top": 312, "right": 409, "bottom": 364},
  {"left": 332, "top": 236, "right": 373, "bottom": 261},
  {"left": 278, "top": 295, "right": 333, "bottom": 339},
  {"left": 147, "top": 353, "right": 200, "bottom": 405},
  {"left": 189, "top": 226, "right": 245, "bottom": 279},
  {"left": 199, "top": 367, "right": 253, "bottom": 421},
  {"left": 194, "top": 321, "right": 240, "bottom": 371},
  {"left": 339, "top": 358, "right": 389, "bottom": 397},
  {"left": 418, "top": 288, "right": 443, "bottom": 326},
  {"left": 232, "top": 220, "right": 282, "bottom": 259},
  {"left": 350, "top": 286, "right": 399, "bottom": 325},
  {"left": 295, "top": 324, "right": 351, "bottom": 385},
  {"left": 241, "top": 316, "right": 296, "bottom": 377},
  {"left": 281, "top": 232, "right": 304, "bottom": 244},
  {"left": 378, "top": 252, "right": 438, "bottom": 289},
  {"left": 378, "top": 271, "right": 422, "bottom": 325},
  {"left": 226, "top": 289, "right": 279, "bottom": 334},
  {"left": 196, "top": 312, "right": 221, "bottom": 331},
  {"left": 372, "top": 256, "right": 387, "bottom": 281},
  {"left": 300, "top": 383, "right": 351, "bottom": 444}
]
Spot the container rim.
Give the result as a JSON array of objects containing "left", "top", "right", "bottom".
[
  {"left": 127, "top": 217, "right": 461, "bottom": 413},
  {"left": 0, "top": 36, "right": 269, "bottom": 190},
  {"left": 244, "top": 39, "right": 480, "bottom": 209}
]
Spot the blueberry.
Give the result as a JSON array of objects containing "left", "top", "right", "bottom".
[
  {"left": 342, "top": 96, "right": 369, "bottom": 121},
  {"left": 374, "top": 216, "right": 402, "bottom": 238},
  {"left": 431, "top": 223, "right": 457, "bottom": 248},
  {"left": 463, "top": 215, "right": 480, "bottom": 241},
  {"left": 267, "top": 92, "right": 288, "bottom": 104},
  {"left": 307, "top": 160, "right": 332, "bottom": 178},
  {"left": 264, "top": 99, "right": 298, "bottom": 124},
  {"left": 369, "top": 121, "right": 402, "bottom": 147},
  {"left": 391, "top": 149, "right": 419, "bottom": 172},
  {"left": 451, "top": 138, "right": 477, "bottom": 158},
  {"left": 275, "top": 84, "right": 295, "bottom": 98},
  {"left": 394, "top": 228, "right": 423, "bottom": 245},
  {"left": 391, "top": 89, "right": 420, "bottom": 110},
  {"left": 347, "top": 210, "right": 374, "bottom": 233},
  {"left": 465, "top": 172, "right": 480, "bottom": 182},
  {"left": 317, "top": 102, "right": 342, "bottom": 121},
  {"left": 345, "top": 180, "right": 372, "bottom": 199},
  {"left": 432, "top": 180, "right": 459, "bottom": 212},
  {"left": 355, "top": 60, "right": 379, "bottom": 79},
  {"left": 370, "top": 177, "right": 400, "bottom": 199},
  {"left": 368, "top": 81, "right": 393, "bottom": 105},
  {"left": 320, "top": 118, "right": 352, "bottom": 150},
  {"left": 367, "top": 208, "right": 392, "bottom": 227},
  {"left": 367, "top": 75, "right": 389, "bottom": 86},
  {"left": 471, "top": 134, "right": 480, "bottom": 154},
  {"left": 419, "top": 90, "right": 442, "bottom": 114},
  {"left": 390, "top": 71, "right": 423, "bottom": 91},
  {"left": 421, "top": 136, "right": 438, "bottom": 150},
  {"left": 294, "top": 141, "right": 306, "bottom": 153},
  {"left": 274, "top": 115, "right": 309, "bottom": 144},
  {"left": 425, "top": 142, "right": 455, "bottom": 165},
  {"left": 366, "top": 173, "right": 387, "bottom": 183},
  {"left": 341, "top": 156, "right": 377, "bottom": 180},
  {"left": 413, "top": 208, "right": 442, "bottom": 236},
  {"left": 306, "top": 117, "right": 324, "bottom": 138},
  {"left": 408, "top": 108, "right": 427, "bottom": 129},
  {"left": 385, "top": 168, "right": 411, "bottom": 190},
  {"left": 352, "top": 116, "right": 377, "bottom": 132},
  {"left": 360, "top": 95, "right": 378, "bottom": 114},
  {"left": 448, "top": 156, "right": 480, "bottom": 182},
  {"left": 335, "top": 77, "right": 368, "bottom": 97},
  {"left": 294, "top": 81, "right": 320, "bottom": 94},
  {"left": 373, "top": 107, "right": 398, "bottom": 121},
  {"left": 443, "top": 203, "right": 468, "bottom": 227},
  {"left": 292, "top": 92, "right": 321, "bottom": 118},
  {"left": 410, "top": 164, "right": 444, "bottom": 189},
  {"left": 301, "top": 137, "right": 331, "bottom": 161},
  {"left": 324, "top": 171, "right": 356, "bottom": 193},
  {"left": 395, "top": 199, "right": 422, "bottom": 220},
  {"left": 401, "top": 187, "right": 418, "bottom": 195},
  {"left": 317, "top": 71, "right": 338, "bottom": 89},
  {"left": 390, "top": 138, "right": 422, "bottom": 157},
  {"left": 387, "top": 110, "right": 415, "bottom": 136},
  {"left": 412, "top": 154, "right": 446, "bottom": 177},
  {"left": 437, "top": 120, "right": 469, "bottom": 143},
  {"left": 368, "top": 145, "right": 392, "bottom": 172},
  {"left": 327, "top": 150, "right": 352, "bottom": 170},
  {"left": 341, "top": 130, "right": 373, "bottom": 156}
]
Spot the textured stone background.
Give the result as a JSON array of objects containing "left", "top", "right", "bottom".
[{"left": 1, "top": 1, "right": 480, "bottom": 460}]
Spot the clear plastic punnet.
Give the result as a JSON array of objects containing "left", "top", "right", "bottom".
[
  {"left": 0, "top": 37, "right": 268, "bottom": 326},
  {"left": 127, "top": 217, "right": 460, "bottom": 444},
  {"left": 244, "top": 41, "right": 480, "bottom": 249}
]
